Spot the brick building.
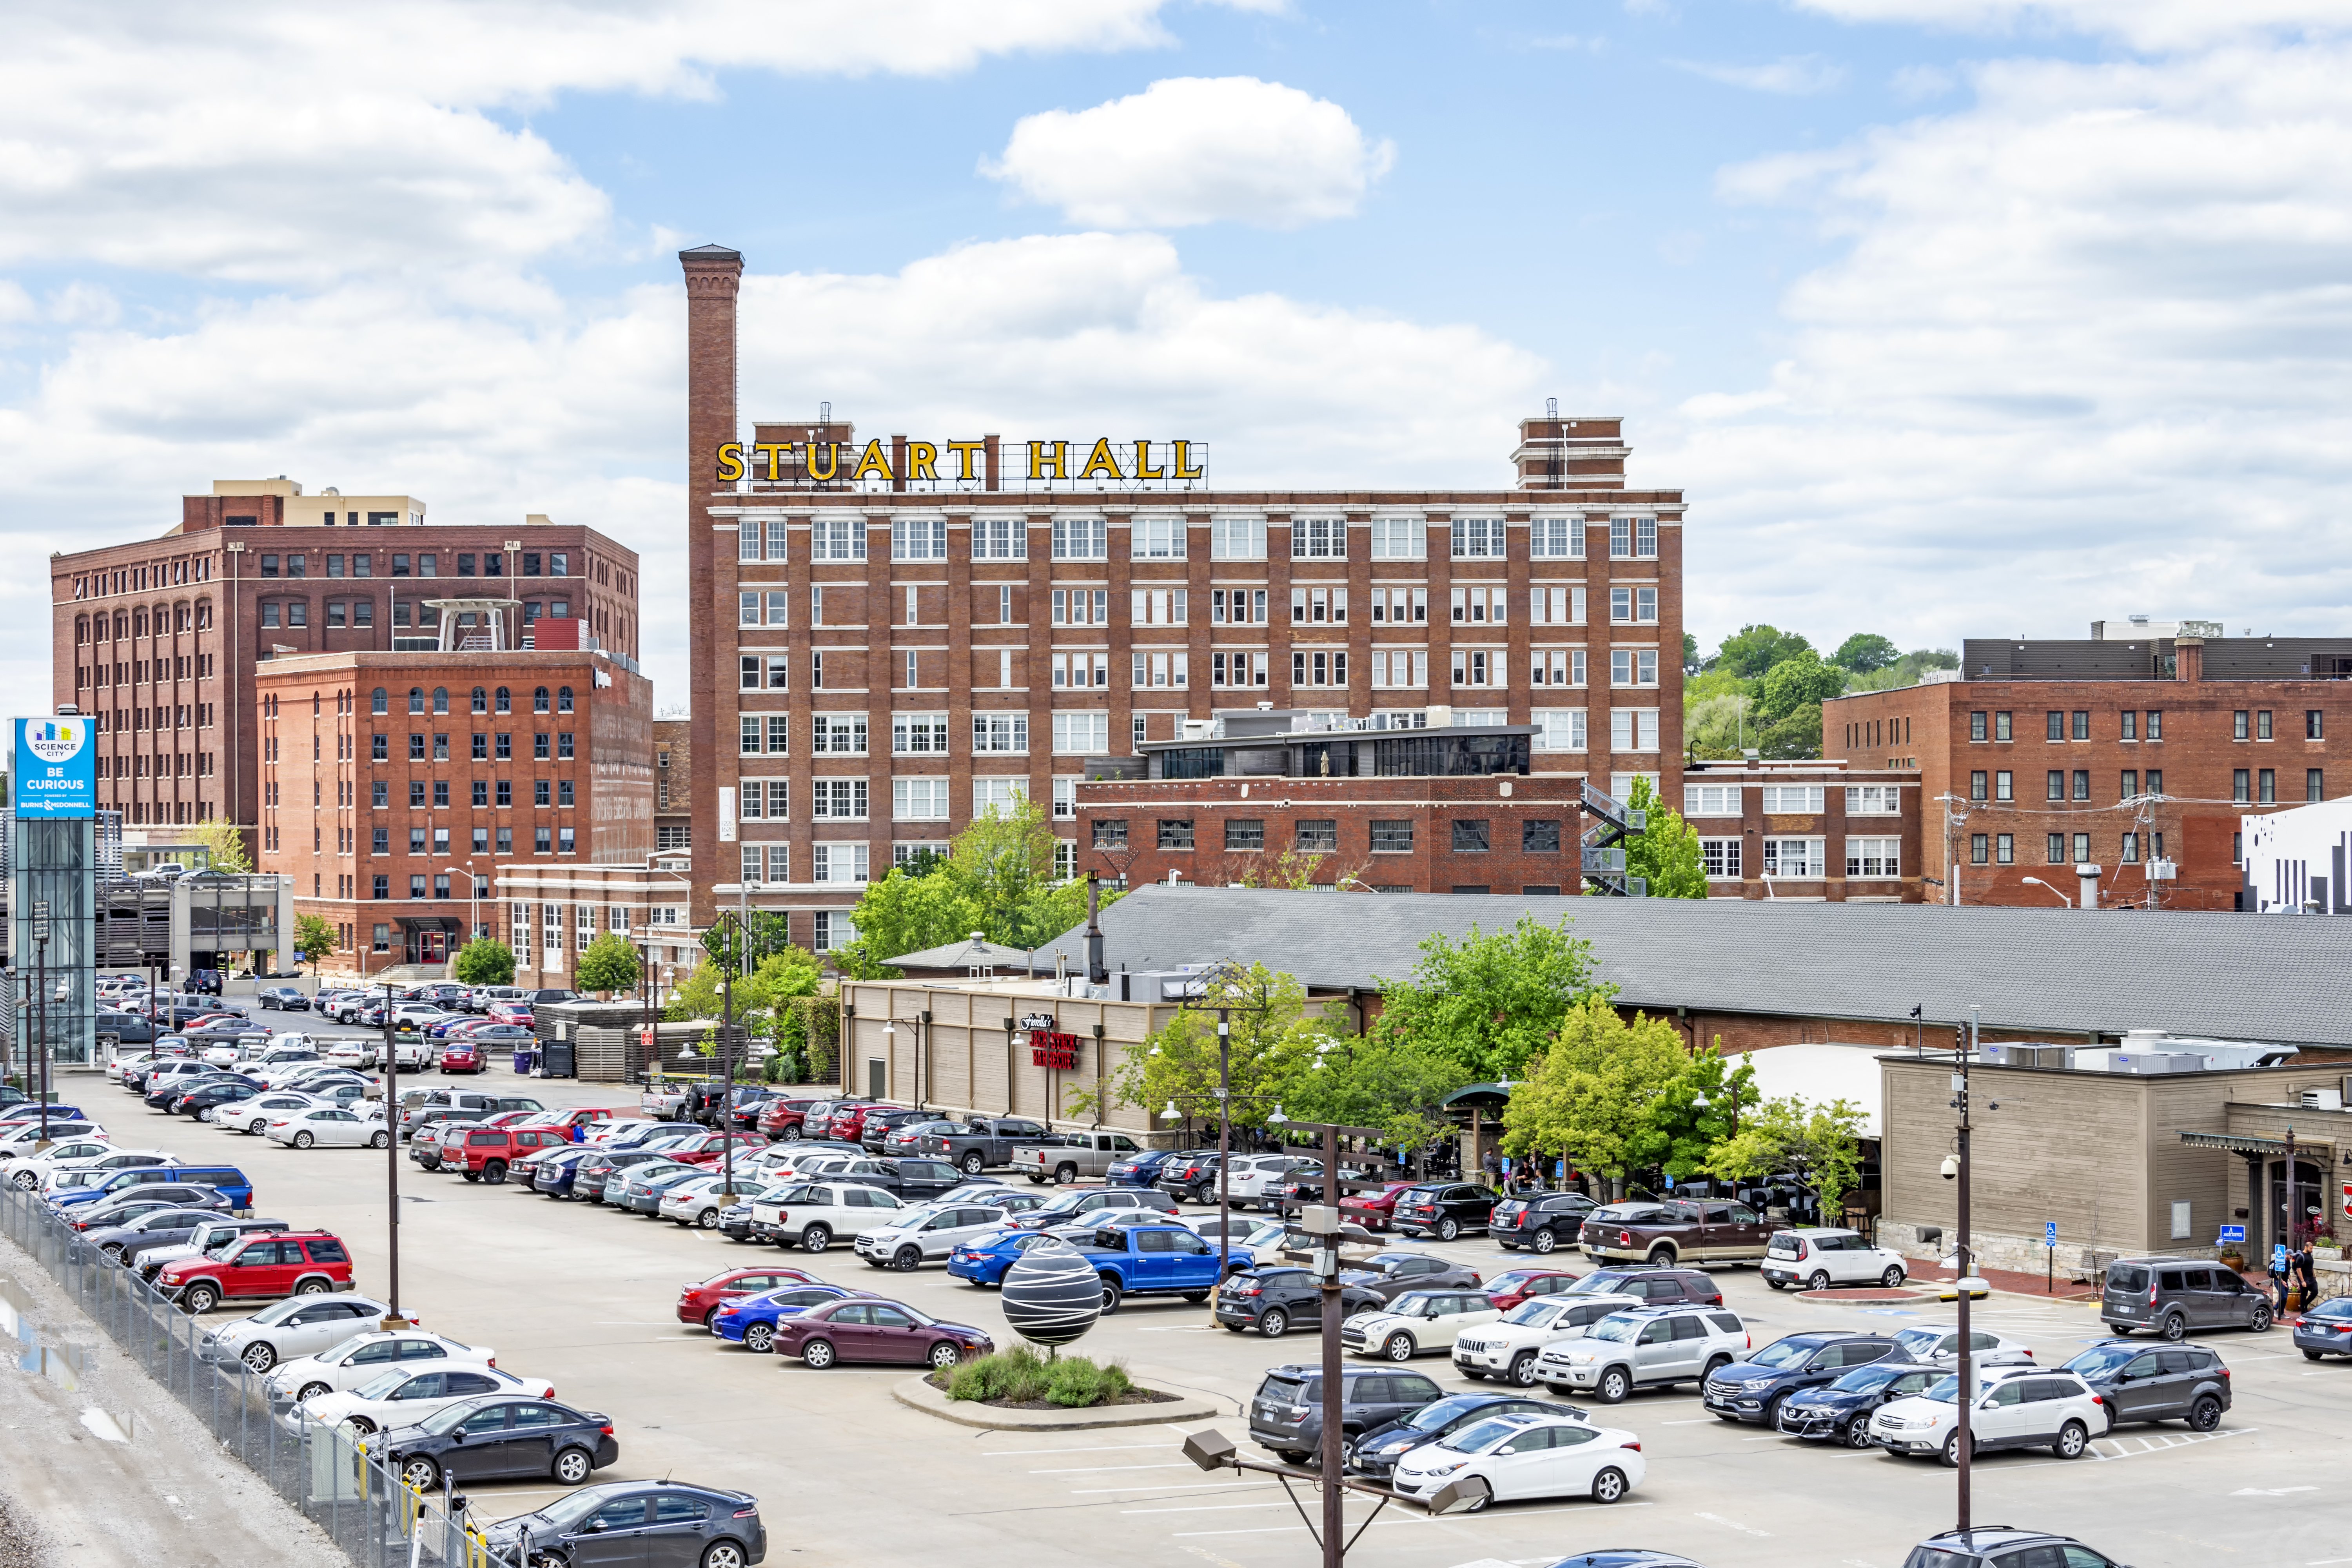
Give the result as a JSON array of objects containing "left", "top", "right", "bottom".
[
  {"left": 1073, "top": 710, "right": 1583, "bottom": 893},
  {"left": 1680, "top": 758, "right": 1926, "bottom": 902},
  {"left": 654, "top": 716, "right": 692, "bottom": 855},
  {"left": 250, "top": 630, "right": 655, "bottom": 976},
  {"left": 677, "top": 243, "right": 1687, "bottom": 948},
  {"left": 1826, "top": 621, "right": 2352, "bottom": 909},
  {"left": 53, "top": 478, "right": 643, "bottom": 851},
  {"left": 494, "top": 854, "right": 697, "bottom": 992}
]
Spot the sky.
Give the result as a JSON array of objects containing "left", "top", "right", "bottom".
[{"left": 5, "top": 0, "right": 2350, "bottom": 711}]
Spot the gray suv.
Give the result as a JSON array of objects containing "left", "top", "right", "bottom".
[
  {"left": 2061, "top": 1340, "right": 2231, "bottom": 1432},
  {"left": 2100, "top": 1257, "right": 2273, "bottom": 1340},
  {"left": 1248, "top": 1364, "right": 1445, "bottom": 1464}
]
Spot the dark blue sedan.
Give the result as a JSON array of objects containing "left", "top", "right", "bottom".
[
  {"left": 945, "top": 1226, "right": 1065, "bottom": 1287},
  {"left": 2295, "top": 1295, "right": 2352, "bottom": 1360},
  {"left": 530, "top": 1148, "right": 601, "bottom": 1199},
  {"left": 711, "top": 1283, "right": 877, "bottom": 1353},
  {"left": 1105, "top": 1148, "right": 1212, "bottom": 1189}
]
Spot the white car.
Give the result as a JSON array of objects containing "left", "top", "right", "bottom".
[
  {"left": 30, "top": 1147, "right": 173, "bottom": 1194},
  {"left": 222, "top": 1092, "right": 328, "bottom": 1135},
  {"left": 300, "top": 1364, "right": 555, "bottom": 1436},
  {"left": 251, "top": 1050, "right": 329, "bottom": 1087},
  {"left": 1762, "top": 1228, "right": 1910, "bottom": 1292},
  {"left": 1454, "top": 1296, "right": 1644, "bottom": 1387},
  {"left": 750, "top": 1180, "right": 909, "bottom": 1252},
  {"left": 265, "top": 1107, "right": 389, "bottom": 1149},
  {"left": 4, "top": 1136, "right": 118, "bottom": 1191},
  {"left": 321, "top": 1040, "right": 379, "bottom": 1070},
  {"left": 200, "top": 1293, "right": 396, "bottom": 1373},
  {"left": 1869, "top": 1365, "right": 2104, "bottom": 1463},
  {"left": 656, "top": 1174, "right": 739, "bottom": 1228},
  {"left": 1889, "top": 1324, "right": 2036, "bottom": 1372},
  {"left": 1343, "top": 1289, "right": 1502, "bottom": 1361},
  {"left": 1220, "top": 1155, "right": 1319, "bottom": 1210},
  {"left": 854, "top": 1200, "right": 1016, "bottom": 1270},
  {"left": 200, "top": 1040, "right": 254, "bottom": 1067},
  {"left": 267, "top": 1329, "right": 496, "bottom": 1404},
  {"left": 1535, "top": 1305, "right": 1753, "bottom": 1403},
  {"left": 1391, "top": 1410, "right": 1645, "bottom": 1509},
  {"left": 105, "top": 1053, "right": 151, "bottom": 1084}
]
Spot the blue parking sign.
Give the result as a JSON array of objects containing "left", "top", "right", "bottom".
[
  {"left": 2218, "top": 1224, "right": 2247, "bottom": 1243},
  {"left": 2044, "top": 1221, "right": 2057, "bottom": 1248}
]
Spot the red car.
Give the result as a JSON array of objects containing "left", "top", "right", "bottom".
[
  {"left": 158, "top": 1230, "right": 354, "bottom": 1315},
  {"left": 486, "top": 1002, "right": 534, "bottom": 1027},
  {"left": 675, "top": 1265, "right": 819, "bottom": 1328},
  {"left": 448, "top": 1125, "right": 575, "bottom": 1183},
  {"left": 531, "top": 1107, "right": 620, "bottom": 1143},
  {"left": 769, "top": 1297, "right": 993, "bottom": 1370},
  {"left": 755, "top": 1097, "right": 824, "bottom": 1140},
  {"left": 1339, "top": 1181, "right": 1421, "bottom": 1233},
  {"left": 664, "top": 1131, "right": 769, "bottom": 1168},
  {"left": 438, "top": 1040, "right": 485, "bottom": 1074},
  {"left": 827, "top": 1102, "right": 886, "bottom": 1143},
  {"left": 1483, "top": 1268, "right": 1583, "bottom": 1311}
]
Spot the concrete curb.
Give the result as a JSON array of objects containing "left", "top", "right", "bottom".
[{"left": 892, "top": 1376, "right": 1220, "bottom": 1431}]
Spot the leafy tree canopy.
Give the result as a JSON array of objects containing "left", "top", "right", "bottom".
[
  {"left": 1757, "top": 648, "right": 1847, "bottom": 724},
  {"left": 1701, "top": 1094, "right": 1869, "bottom": 1212},
  {"left": 452, "top": 938, "right": 515, "bottom": 986},
  {"left": 1371, "top": 914, "right": 1603, "bottom": 1082},
  {"left": 1616, "top": 776, "right": 1706, "bottom": 899},
  {"left": 1270, "top": 1029, "right": 1473, "bottom": 1153},
  {"left": 1102, "top": 962, "right": 1323, "bottom": 1132},
  {"left": 839, "top": 795, "right": 1113, "bottom": 975},
  {"left": 1831, "top": 633, "right": 1901, "bottom": 673},
  {"left": 292, "top": 914, "right": 339, "bottom": 964},
  {"left": 185, "top": 819, "right": 253, "bottom": 873},
  {"left": 1714, "top": 624, "right": 1813, "bottom": 680},
  {"left": 575, "top": 931, "right": 642, "bottom": 996}
]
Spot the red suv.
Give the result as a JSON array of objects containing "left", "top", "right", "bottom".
[
  {"left": 827, "top": 1102, "right": 885, "bottom": 1142},
  {"left": 756, "top": 1098, "right": 824, "bottom": 1139},
  {"left": 450, "top": 1126, "right": 575, "bottom": 1183},
  {"left": 675, "top": 1265, "right": 820, "bottom": 1328},
  {"left": 158, "top": 1231, "right": 354, "bottom": 1314},
  {"left": 487, "top": 1003, "right": 534, "bottom": 1027}
]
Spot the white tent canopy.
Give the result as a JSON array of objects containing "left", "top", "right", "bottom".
[{"left": 1728, "top": 1043, "right": 1888, "bottom": 1138}]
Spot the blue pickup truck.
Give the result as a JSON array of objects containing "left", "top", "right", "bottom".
[{"left": 1072, "top": 1223, "right": 1250, "bottom": 1312}]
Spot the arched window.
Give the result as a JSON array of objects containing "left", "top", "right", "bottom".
[
  {"left": 494, "top": 686, "right": 511, "bottom": 714},
  {"left": 372, "top": 687, "right": 388, "bottom": 715},
  {"left": 74, "top": 617, "right": 88, "bottom": 645},
  {"left": 470, "top": 686, "right": 488, "bottom": 715},
  {"left": 408, "top": 687, "right": 425, "bottom": 715},
  {"left": 312, "top": 693, "right": 321, "bottom": 717},
  {"left": 133, "top": 608, "right": 148, "bottom": 637},
  {"left": 114, "top": 612, "right": 129, "bottom": 639},
  {"left": 533, "top": 686, "right": 550, "bottom": 714},
  {"left": 176, "top": 603, "right": 192, "bottom": 632},
  {"left": 194, "top": 602, "right": 212, "bottom": 631},
  {"left": 557, "top": 686, "right": 574, "bottom": 714},
  {"left": 432, "top": 687, "right": 449, "bottom": 715},
  {"left": 152, "top": 602, "right": 168, "bottom": 630}
]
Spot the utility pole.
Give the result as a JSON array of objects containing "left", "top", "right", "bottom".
[
  {"left": 381, "top": 976, "right": 405, "bottom": 1325},
  {"left": 1956, "top": 1005, "right": 1978, "bottom": 1529},
  {"left": 32, "top": 903, "right": 51, "bottom": 1151}
]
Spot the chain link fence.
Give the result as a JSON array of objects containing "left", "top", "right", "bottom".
[{"left": 0, "top": 1182, "right": 521, "bottom": 1568}]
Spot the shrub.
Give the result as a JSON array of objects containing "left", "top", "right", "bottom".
[
  {"left": 944, "top": 1347, "right": 1134, "bottom": 1407},
  {"left": 1045, "top": 1357, "right": 1104, "bottom": 1407}
]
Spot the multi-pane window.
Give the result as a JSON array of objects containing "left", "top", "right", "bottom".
[
  {"left": 1845, "top": 784, "right": 1899, "bottom": 815},
  {"left": 2258, "top": 768, "right": 2276, "bottom": 803},
  {"left": 1052, "top": 712, "right": 1111, "bottom": 754},
  {"left": 811, "top": 778, "right": 869, "bottom": 820},
  {"left": 1296, "top": 819, "right": 1338, "bottom": 852},
  {"left": 811, "top": 911, "right": 857, "bottom": 953},
  {"left": 1368, "top": 517, "right": 1425, "bottom": 560},
  {"left": 2072, "top": 710, "right": 2091, "bottom": 740},
  {"left": 1608, "top": 586, "right": 1658, "bottom": 623},
  {"left": 2308, "top": 710, "right": 2326, "bottom": 740},
  {"left": 1609, "top": 649, "right": 1659, "bottom": 687},
  {"left": 1158, "top": 818, "right": 1195, "bottom": 849},
  {"left": 1226, "top": 819, "right": 1266, "bottom": 851},
  {"left": 973, "top": 713, "right": 1029, "bottom": 753},
  {"left": 2146, "top": 710, "right": 2163, "bottom": 740},
  {"left": 1531, "top": 649, "right": 1584, "bottom": 688},
  {"left": 2146, "top": 768, "right": 2163, "bottom": 795},
  {"left": 891, "top": 518, "right": 947, "bottom": 561},
  {"left": 1127, "top": 517, "right": 1187, "bottom": 559},
  {"left": 1448, "top": 648, "right": 1499, "bottom": 688},
  {"left": 739, "top": 714, "right": 789, "bottom": 755},
  {"left": 1289, "top": 586, "right": 1347, "bottom": 625},
  {"left": 1132, "top": 588, "right": 1189, "bottom": 625},
  {"left": 812, "top": 843, "right": 869, "bottom": 884},
  {"left": 1994, "top": 833, "right": 2014, "bottom": 865},
  {"left": 1213, "top": 652, "right": 1271, "bottom": 688},
  {"left": 892, "top": 777, "right": 952, "bottom": 820},
  {"left": 1051, "top": 652, "right": 1109, "bottom": 689},
  {"left": 2047, "top": 833, "right": 2066, "bottom": 864},
  {"left": 1994, "top": 770, "right": 2013, "bottom": 802},
  {"left": 1293, "top": 650, "right": 1348, "bottom": 688},
  {"left": 1370, "top": 588, "right": 1428, "bottom": 624},
  {"left": 1450, "top": 586, "right": 1505, "bottom": 625},
  {"left": 1451, "top": 818, "right": 1490, "bottom": 852},
  {"left": 1608, "top": 708, "right": 1661, "bottom": 751},
  {"left": 1291, "top": 517, "right": 1347, "bottom": 559},
  {"left": 1450, "top": 517, "right": 1505, "bottom": 559},
  {"left": 1846, "top": 837, "right": 1900, "bottom": 877},
  {"left": 1701, "top": 838, "right": 1741, "bottom": 878},
  {"left": 1051, "top": 588, "right": 1110, "bottom": 626},
  {"left": 1051, "top": 517, "right": 1107, "bottom": 560},
  {"left": 1760, "top": 785, "right": 1825, "bottom": 813},
  {"left": 2121, "top": 832, "right": 2140, "bottom": 864},
  {"left": 2046, "top": 770, "right": 2065, "bottom": 801},
  {"left": 2121, "top": 769, "right": 2139, "bottom": 799},
  {"left": 2048, "top": 711, "right": 2067, "bottom": 741},
  {"left": 1529, "top": 586, "right": 1584, "bottom": 625},
  {"left": 892, "top": 842, "right": 947, "bottom": 870},
  {"left": 1532, "top": 709, "right": 1586, "bottom": 751},
  {"left": 1369, "top": 819, "right": 1414, "bottom": 852},
  {"left": 1051, "top": 775, "right": 1078, "bottom": 820},
  {"left": 972, "top": 516, "right": 1026, "bottom": 560},
  {"left": 1970, "top": 711, "right": 1987, "bottom": 742},
  {"left": 2310, "top": 768, "right": 2325, "bottom": 803},
  {"left": 1210, "top": 517, "right": 1266, "bottom": 560},
  {"left": 739, "top": 654, "right": 790, "bottom": 690},
  {"left": 1529, "top": 516, "right": 1583, "bottom": 558},
  {"left": 809, "top": 515, "right": 866, "bottom": 561},
  {"left": 973, "top": 777, "right": 1026, "bottom": 816},
  {"left": 2073, "top": 832, "right": 2092, "bottom": 863},
  {"left": 2120, "top": 710, "right": 2138, "bottom": 740},
  {"left": 812, "top": 714, "right": 867, "bottom": 755},
  {"left": 1686, "top": 784, "right": 1740, "bottom": 817},
  {"left": 1609, "top": 516, "right": 1657, "bottom": 558},
  {"left": 1093, "top": 818, "right": 1130, "bottom": 850},
  {"left": 1132, "top": 650, "right": 1189, "bottom": 688},
  {"left": 2072, "top": 769, "right": 2090, "bottom": 800},
  {"left": 1762, "top": 838, "right": 1824, "bottom": 877},
  {"left": 1211, "top": 588, "right": 1270, "bottom": 625},
  {"left": 738, "top": 779, "right": 789, "bottom": 819},
  {"left": 2256, "top": 709, "right": 2274, "bottom": 740}
]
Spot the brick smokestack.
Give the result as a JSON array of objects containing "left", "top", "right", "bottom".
[
  {"left": 2174, "top": 635, "right": 2203, "bottom": 683},
  {"left": 681, "top": 243, "right": 742, "bottom": 927}
]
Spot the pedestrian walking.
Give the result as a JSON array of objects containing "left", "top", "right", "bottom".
[
  {"left": 2296, "top": 1241, "right": 2319, "bottom": 1304},
  {"left": 2271, "top": 1240, "right": 2292, "bottom": 1312}
]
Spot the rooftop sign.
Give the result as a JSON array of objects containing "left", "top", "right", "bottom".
[{"left": 717, "top": 438, "right": 1204, "bottom": 489}]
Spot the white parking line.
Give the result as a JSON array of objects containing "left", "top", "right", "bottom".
[
  {"left": 984, "top": 1444, "right": 1176, "bottom": 1457},
  {"left": 1071, "top": 1481, "right": 1272, "bottom": 1495},
  {"left": 1169, "top": 1501, "right": 1653, "bottom": 1538},
  {"left": 1695, "top": 1511, "right": 1772, "bottom": 1537},
  {"left": 1033, "top": 1462, "right": 1193, "bottom": 1475}
]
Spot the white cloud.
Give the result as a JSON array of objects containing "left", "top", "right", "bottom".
[
  {"left": 1670, "top": 54, "right": 1847, "bottom": 94},
  {"left": 982, "top": 76, "right": 1395, "bottom": 229},
  {"left": 1666, "top": 40, "right": 2352, "bottom": 653},
  {"left": 1791, "top": 0, "right": 2352, "bottom": 51}
]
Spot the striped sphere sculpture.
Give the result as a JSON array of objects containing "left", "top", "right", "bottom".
[{"left": 1000, "top": 1239, "right": 1103, "bottom": 1347}]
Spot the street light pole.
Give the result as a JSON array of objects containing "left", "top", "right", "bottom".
[
  {"left": 381, "top": 976, "right": 405, "bottom": 1326},
  {"left": 1956, "top": 1005, "right": 1978, "bottom": 1532},
  {"left": 33, "top": 915, "right": 52, "bottom": 1151}
]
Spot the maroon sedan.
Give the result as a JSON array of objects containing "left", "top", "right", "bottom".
[
  {"left": 1338, "top": 1181, "right": 1420, "bottom": 1233},
  {"left": 665, "top": 1131, "right": 770, "bottom": 1168},
  {"left": 1483, "top": 1267, "right": 1583, "bottom": 1311},
  {"left": 771, "top": 1298, "right": 992, "bottom": 1371},
  {"left": 755, "top": 1097, "right": 823, "bottom": 1140},
  {"left": 675, "top": 1265, "right": 819, "bottom": 1328}
]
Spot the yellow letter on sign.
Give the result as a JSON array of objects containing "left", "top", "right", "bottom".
[
  {"left": 853, "top": 439, "right": 894, "bottom": 483},
  {"left": 1132, "top": 440, "right": 1164, "bottom": 480},
  {"left": 905, "top": 441, "right": 939, "bottom": 481},
  {"left": 1079, "top": 438, "right": 1123, "bottom": 480},
  {"left": 715, "top": 443, "right": 745, "bottom": 483},
  {"left": 945, "top": 439, "right": 987, "bottom": 482},
  {"left": 1029, "top": 441, "right": 1068, "bottom": 481},
  {"left": 1171, "top": 440, "right": 1205, "bottom": 481}
]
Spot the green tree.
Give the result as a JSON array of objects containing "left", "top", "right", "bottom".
[
  {"left": 1100, "top": 963, "right": 1317, "bottom": 1134},
  {"left": 1702, "top": 1095, "right": 1869, "bottom": 1213},
  {"left": 1499, "top": 993, "right": 1691, "bottom": 1188},
  {"left": 1830, "top": 633, "right": 1900, "bottom": 673},
  {"left": 1616, "top": 777, "right": 1706, "bottom": 898},
  {"left": 838, "top": 870, "right": 985, "bottom": 978},
  {"left": 1714, "top": 624, "right": 1812, "bottom": 680},
  {"left": 292, "top": 914, "right": 339, "bottom": 965},
  {"left": 1370, "top": 915, "right": 1602, "bottom": 1083},
  {"left": 185, "top": 818, "right": 253, "bottom": 873},
  {"left": 1271, "top": 1029, "right": 1471, "bottom": 1156},
  {"left": 1756, "top": 648, "right": 1846, "bottom": 724},
  {"left": 1681, "top": 631, "right": 1699, "bottom": 672},
  {"left": 575, "top": 932, "right": 642, "bottom": 997},
  {"left": 452, "top": 937, "right": 515, "bottom": 985},
  {"left": 839, "top": 794, "right": 1117, "bottom": 975},
  {"left": 1841, "top": 647, "right": 1961, "bottom": 695}
]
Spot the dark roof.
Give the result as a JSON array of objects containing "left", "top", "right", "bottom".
[{"left": 1053, "top": 887, "right": 2352, "bottom": 1047}]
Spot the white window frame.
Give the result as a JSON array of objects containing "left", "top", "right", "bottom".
[
  {"left": 1051, "top": 775, "right": 1078, "bottom": 820},
  {"left": 1610, "top": 648, "right": 1660, "bottom": 688},
  {"left": 1608, "top": 708, "right": 1661, "bottom": 751},
  {"left": 812, "top": 842, "right": 870, "bottom": 884},
  {"left": 1450, "top": 516, "right": 1505, "bottom": 559},
  {"left": 1845, "top": 836, "right": 1900, "bottom": 878},
  {"left": 1131, "top": 588, "right": 1189, "bottom": 626},
  {"left": 1130, "top": 517, "right": 1187, "bottom": 560},
  {"left": 890, "top": 517, "right": 947, "bottom": 561},
  {"left": 1051, "top": 516, "right": 1107, "bottom": 561},
  {"left": 892, "top": 776, "right": 952, "bottom": 821},
  {"left": 1293, "top": 648, "right": 1349, "bottom": 689},
  {"left": 1530, "top": 515, "right": 1584, "bottom": 559},
  {"left": 1684, "top": 784, "right": 1741, "bottom": 817},
  {"left": 1532, "top": 708, "right": 1586, "bottom": 753},
  {"left": 1371, "top": 649, "right": 1428, "bottom": 690},
  {"left": 811, "top": 777, "right": 869, "bottom": 821},
  {"left": 811, "top": 713, "right": 869, "bottom": 755},
  {"left": 1701, "top": 837, "right": 1742, "bottom": 880},
  {"left": 1449, "top": 647, "right": 1501, "bottom": 689},
  {"left": 810, "top": 514, "right": 867, "bottom": 562},
  {"left": 972, "top": 516, "right": 1027, "bottom": 561},
  {"left": 1760, "top": 785, "right": 1826, "bottom": 813},
  {"left": 1132, "top": 650, "right": 1188, "bottom": 689},
  {"left": 1762, "top": 837, "right": 1826, "bottom": 878},
  {"left": 1212, "top": 650, "right": 1270, "bottom": 689},
  {"left": 812, "top": 910, "right": 857, "bottom": 953},
  {"left": 1051, "top": 711, "right": 1110, "bottom": 755},
  {"left": 1210, "top": 516, "right": 1266, "bottom": 561},
  {"left": 972, "top": 777, "right": 1027, "bottom": 816},
  {"left": 1846, "top": 784, "right": 1901, "bottom": 815},
  {"left": 1369, "top": 517, "right": 1426, "bottom": 560},
  {"left": 1291, "top": 516, "right": 1347, "bottom": 560},
  {"left": 893, "top": 712, "right": 949, "bottom": 755},
  {"left": 973, "top": 713, "right": 1029, "bottom": 753}
]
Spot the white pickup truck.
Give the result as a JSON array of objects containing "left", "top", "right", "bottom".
[{"left": 1012, "top": 1130, "right": 1145, "bottom": 1185}]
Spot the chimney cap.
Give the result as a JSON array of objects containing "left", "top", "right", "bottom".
[{"left": 679, "top": 243, "right": 742, "bottom": 263}]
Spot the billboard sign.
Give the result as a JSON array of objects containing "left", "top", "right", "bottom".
[{"left": 14, "top": 716, "right": 94, "bottom": 817}]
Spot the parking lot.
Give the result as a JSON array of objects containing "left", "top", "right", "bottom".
[{"left": 73, "top": 1036, "right": 2352, "bottom": 1568}]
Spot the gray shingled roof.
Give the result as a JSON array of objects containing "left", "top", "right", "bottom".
[
  {"left": 887, "top": 938, "right": 1036, "bottom": 971},
  {"left": 1040, "top": 888, "right": 2352, "bottom": 1048}
]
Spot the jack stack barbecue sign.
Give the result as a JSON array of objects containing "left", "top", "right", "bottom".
[{"left": 1021, "top": 1012, "right": 1080, "bottom": 1071}]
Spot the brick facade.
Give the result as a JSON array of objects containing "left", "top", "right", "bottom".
[
  {"left": 1679, "top": 759, "right": 1926, "bottom": 902},
  {"left": 254, "top": 650, "right": 653, "bottom": 976},
  {"left": 679, "top": 245, "right": 1688, "bottom": 949},
  {"left": 654, "top": 717, "right": 692, "bottom": 856}
]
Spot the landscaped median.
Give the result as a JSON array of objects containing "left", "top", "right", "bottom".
[{"left": 893, "top": 1347, "right": 1222, "bottom": 1431}]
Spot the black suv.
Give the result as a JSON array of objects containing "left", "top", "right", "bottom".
[
  {"left": 843, "top": 1158, "right": 962, "bottom": 1203},
  {"left": 859, "top": 1108, "right": 937, "bottom": 1153},
  {"left": 1391, "top": 1183, "right": 1495, "bottom": 1242},
  {"left": 1902, "top": 1528, "right": 2134, "bottom": 1568},
  {"left": 1702, "top": 1331, "right": 1900, "bottom": 1425},
  {"left": 1248, "top": 1363, "right": 1445, "bottom": 1463},
  {"left": 1775, "top": 1360, "right": 1943, "bottom": 1447},
  {"left": 1216, "top": 1267, "right": 1385, "bottom": 1337},
  {"left": 1564, "top": 1267, "right": 1722, "bottom": 1307},
  {"left": 1491, "top": 1191, "right": 1599, "bottom": 1253},
  {"left": 2062, "top": 1340, "right": 2231, "bottom": 1432},
  {"left": 1345, "top": 1391, "right": 1584, "bottom": 1480},
  {"left": 1341, "top": 1251, "right": 1484, "bottom": 1302},
  {"left": 2100, "top": 1257, "right": 2272, "bottom": 1339}
]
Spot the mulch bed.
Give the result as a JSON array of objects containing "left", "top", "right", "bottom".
[{"left": 923, "top": 1372, "right": 1183, "bottom": 1410}]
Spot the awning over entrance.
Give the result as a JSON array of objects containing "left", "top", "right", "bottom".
[
  {"left": 396, "top": 915, "right": 456, "bottom": 932},
  {"left": 2181, "top": 1131, "right": 2322, "bottom": 1156}
]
